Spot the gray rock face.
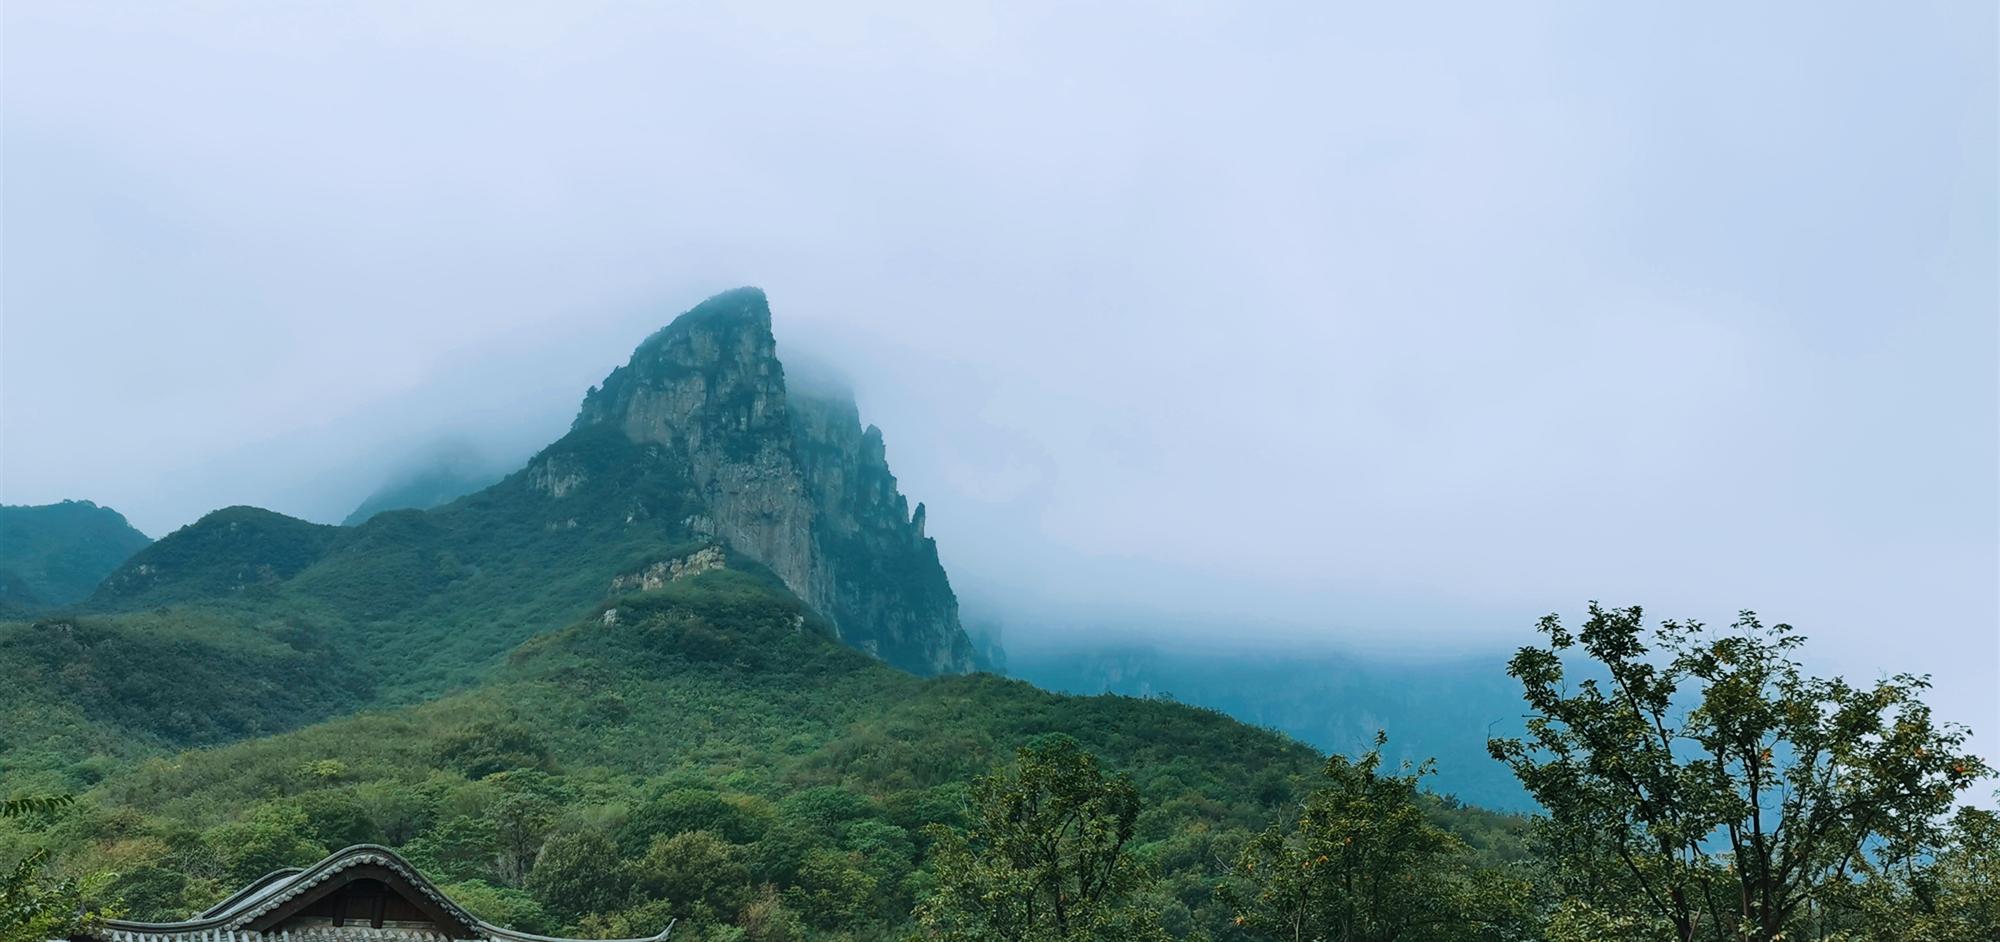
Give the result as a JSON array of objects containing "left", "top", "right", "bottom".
[{"left": 574, "top": 288, "right": 976, "bottom": 675}]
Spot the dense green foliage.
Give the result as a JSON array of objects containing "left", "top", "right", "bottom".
[
  {"left": 0, "top": 569, "right": 1529, "bottom": 942},
  {"left": 0, "top": 610, "right": 367, "bottom": 783},
  {"left": 1831, "top": 804, "right": 2000, "bottom": 941},
  {"left": 1490, "top": 604, "right": 1993, "bottom": 942},
  {"left": 1220, "top": 733, "right": 1530, "bottom": 942},
  {"left": 0, "top": 501, "right": 150, "bottom": 615},
  {"left": 1, "top": 793, "right": 114, "bottom": 942},
  {"left": 914, "top": 736, "right": 1168, "bottom": 942},
  {"left": 2, "top": 583, "right": 1990, "bottom": 941}
]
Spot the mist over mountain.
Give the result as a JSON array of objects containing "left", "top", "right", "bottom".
[
  {"left": 0, "top": 289, "right": 1542, "bottom": 941},
  {"left": 325, "top": 416, "right": 1537, "bottom": 806},
  {"left": 342, "top": 446, "right": 508, "bottom": 526},
  {"left": 3, "top": 4, "right": 1994, "bottom": 939},
  {"left": 1009, "top": 637, "right": 1533, "bottom": 811},
  {"left": 65, "top": 289, "right": 976, "bottom": 679}
]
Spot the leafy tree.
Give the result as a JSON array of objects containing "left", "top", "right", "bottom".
[
  {"left": 434, "top": 721, "right": 553, "bottom": 779},
  {"left": 776, "top": 786, "right": 875, "bottom": 834},
  {"left": 2, "top": 793, "right": 115, "bottom": 942},
  {"left": 631, "top": 830, "right": 752, "bottom": 924},
  {"left": 290, "top": 789, "right": 375, "bottom": 848},
  {"left": 527, "top": 828, "right": 633, "bottom": 922},
  {"left": 912, "top": 735, "right": 1168, "bottom": 942},
  {"left": 737, "top": 886, "right": 806, "bottom": 942},
  {"left": 1817, "top": 803, "right": 2000, "bottom": 941},
  {"left": 1921, "top": 806, "right": 2000, "bottom": 937},
  {"left": 1222, "top": 732, "right": 1528, "bottom": 942},
  {"left": 439, "top": 880, "right": 554, "bottom": 935},
  {"left": 2, "top": 851, "right": 101, "bottom": 942},
  {"left": 203, "top": 804, "right": 328, "bottom": 885},
  {"left": 784, "top": 847, "right": 877, "bottom": 929},
  {"left": 486, "top": 790, "right": 557, "bottom": 887},
  {"left": 623, "top": 789, "right": 767, "bottom": 852},
  {"left": 402, "top": 814, "right": 499, "bottom": 885},
  {"left": 1488, "top": 604, "right": 1990, "bottom": 942}
]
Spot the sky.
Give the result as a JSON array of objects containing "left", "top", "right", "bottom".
[{"left": 2, "top": 3, "right": 1995, "bottom": 758}]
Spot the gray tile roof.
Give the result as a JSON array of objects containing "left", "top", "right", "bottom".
[{"left": 76, "top": 845, "right": 670, "bottom": 942}]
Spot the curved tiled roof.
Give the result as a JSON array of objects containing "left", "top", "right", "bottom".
[
  {"left": 197, "top": 869, "right": 304, "bottom": 919},
  {"left": 80, "top": 845, "right": 671, "bottom": 942}
]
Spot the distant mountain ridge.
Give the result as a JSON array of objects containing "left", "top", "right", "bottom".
[
  {"left": 342, "top": 464, "right": 504, "bottom": 526},
  {"left": 1011, "top": 640, "right": 1535, "bottom": 811},
  {"left": 0, "top": 499, "right": 151, "bottom": 614}
]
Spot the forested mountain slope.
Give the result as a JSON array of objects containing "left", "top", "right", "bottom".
[
  {"left": 15, "top": 567, "right": 1527, "bottom": 941},
  {"left": 0, "top": 500, "right": 150, "bottom": 615}
]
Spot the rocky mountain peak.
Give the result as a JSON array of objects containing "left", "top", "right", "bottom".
[{"left": 572, "top": 288, "right": 976, "bottom": 675}]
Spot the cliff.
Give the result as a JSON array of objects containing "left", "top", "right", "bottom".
[{"left": 574, "top": 288, "right": 976, "bottom": 674}]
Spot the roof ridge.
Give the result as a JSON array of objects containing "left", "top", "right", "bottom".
[{"left": 88, "top": 846, "right": 671, "bottom": 942}]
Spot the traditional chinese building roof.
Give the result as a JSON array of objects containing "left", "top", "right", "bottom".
[{"left": 73, "top": 845, "right": 669, "bottom": 942}]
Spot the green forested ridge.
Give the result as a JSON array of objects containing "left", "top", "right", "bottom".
[
  {"left": 90, "top": 507, "right": 340, "bottom": 608},
  {"left": 0, "top": 568, "right": 1531, "bottom": 942},
  {"left": 0, "top": 609, "right": 368, "bottom": 783},
  {"left": 0, "top": 424, "right": 741, "bottom": 782},
  {"left": 0, "top": 501, "right": 151, "bottom": 615},
  {"left": 6, "top": 588, "right": 1986, "bottom": 940},
  {"left": 80, "top": 424, "right": 711, "bottom": 700}
]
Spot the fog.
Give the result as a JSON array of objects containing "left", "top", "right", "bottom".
[{"left": 3, "top": 3, "right": 1995, "bottom": 760}]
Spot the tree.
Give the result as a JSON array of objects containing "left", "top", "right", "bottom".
[
  {"left": 203, "top": 804, "right": 328, "bottom": 885},
  {"left": 438, "top": 880, "right": 554, "bottom": 935},
  {"left": 784, "top": 847, "right": 877, "bottom": 930},
  {"left": 527, "top": 828, "right": 633, "bottom": 922},
  {"left": 434, "top": 720, "right": 553, "bottom": 779},
  {"left": 486, "top": 790, "right": 557, "bottom": 887},
  {"left": 1816, "top": 803, "right": 2000, "bottom": 941},
  {"left": 2, "top": 793, "right": 116, "bottom": 942},
  {"left": 737, "top": 886, "right": 807, "bottom": 942},
  {"left": 623, "top": 789, "right": 767, "bottom": 852},
  {"left": 911, "top": 735, "right": 1168, "bottom": 942},
  {"left": 631, "top": 830, "right": 752, "bottom": 925},
  {"left": 1921, "top": 806, "right": 2000, "bottom": 938},
  {"left": 1223, "top": 732, "right": 1527, "bottom": 942},
  {"left": 1488, "top": 604, "right": 1989, "bottom": 942}
]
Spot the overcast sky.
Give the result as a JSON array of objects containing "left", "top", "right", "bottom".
[{"left": 3, "top": 2, "right": 1995, "bottom": 755}]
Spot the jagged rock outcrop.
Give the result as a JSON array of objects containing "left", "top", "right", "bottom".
[
  {"left": 574, "top": 288, "right": 976, "bottom": 674},
  {"left": 610, "top": 545, "right": 728, "bottom": 592}
]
